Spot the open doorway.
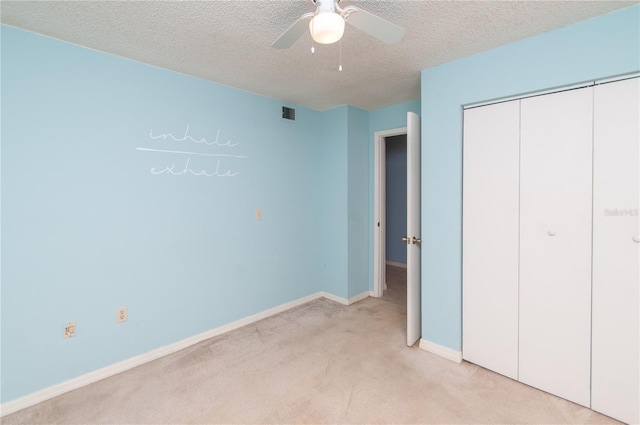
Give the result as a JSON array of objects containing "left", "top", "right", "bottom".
[
  {"left": 382, "top": 135, "right": 408, "bottom": 307},
  {"left": 373, "top": 127, "right": 407, "bottom": 299},
  {"left": 374, "top": 112, "right": 421, "bottom": 346}
]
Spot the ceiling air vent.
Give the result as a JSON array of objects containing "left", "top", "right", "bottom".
[{"left": 282, "top": 106, "right": 296, "bottom": 121}]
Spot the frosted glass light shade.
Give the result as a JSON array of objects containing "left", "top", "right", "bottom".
[{"left": 309, "top": 12, "right": 345, "bottom": 44}]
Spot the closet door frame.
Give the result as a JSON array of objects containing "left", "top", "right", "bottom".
[{"left": 462, "top": 74, "right": 638, "bottom": 421}]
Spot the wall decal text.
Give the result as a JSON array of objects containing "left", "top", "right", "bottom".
[{"left": 138, "top": 125, "right": 247, "bottom": 177}]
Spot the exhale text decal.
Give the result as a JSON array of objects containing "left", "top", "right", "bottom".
[{"left": 138, "top": 126, "right": 248, "bottom": 177}]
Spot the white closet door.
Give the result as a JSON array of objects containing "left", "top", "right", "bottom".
[
  {"left": 591, "top": 77, "right": 639, "bottom": 424},
  {"left": 519, "top": 87, "right": 593, "bottom": 407},
  {"left": 463, "top": 100, "right": 520, "bottom": 379}
]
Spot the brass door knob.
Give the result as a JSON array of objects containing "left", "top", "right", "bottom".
[
  {"left": 401, "top": 237, "right": 410, "bottom": 244},
  {"left": 412, "top": 236, "right": 422, "bottom": 245}
]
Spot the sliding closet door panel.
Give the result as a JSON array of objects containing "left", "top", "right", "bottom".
[
  {"left": 462, "top": 100, "right": 520, "bottom": 379},
  {"left": 592, "top": 77, "right": 639, "bottom": 424},
  {"left": 519, "top": 87, "right": 593, "bottom": 407}
]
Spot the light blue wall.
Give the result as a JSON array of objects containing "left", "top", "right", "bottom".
[
  {"left": 0, "top": 25, "right": 389, "bottom": 403},
  {"left": 385, "top": 135, "right": 407, "bottom": 264},
  {"left": 347, "top": 106, "right": 370, "bottom": 298},
  {"left": 421, "top": 5, "right": 640, "bottom": 350},
  {"left": 314, "top": 102, "right": 401, "bottom": 300},
  {"left": 369, "top": 101, "right": 421, "bottom": 134},
  {"left": 318, "top": 106, "right": 349, "bottom": 298},
  {"left": 317, "top": 105, "right": 370, "bottom": 300},
  {"left": 0, "top": 25, "right": 332, "bottom": 403}
]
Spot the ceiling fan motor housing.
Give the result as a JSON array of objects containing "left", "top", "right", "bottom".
[
  {"left": 312, "top": 0, "right": 340, "bottom": 12},
  {"left": 309, "top": 0, "right": 344, "bottom": 44},
  {"left": 272, "top": 0, "right": 405, "bottom": 49}
]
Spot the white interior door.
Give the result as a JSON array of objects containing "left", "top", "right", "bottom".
[
  {"left": 406, "top": 111, "right": 421, "bottom": 346},
  {"left": 519, "top": 87, "right": 593, "bottom": 407},
  {"left": 591, "top": 77, "right": 640, "bottom": 424},
  {"left": 462, "top": 100, "right": 520, "bottom": 379}
]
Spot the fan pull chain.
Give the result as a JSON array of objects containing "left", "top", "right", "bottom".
[
  {"left": 310, "top": 18, "right": 315, "bottom": 54},
  {"left": 338, "top": 40, "right": 343, "bottom": 71}
]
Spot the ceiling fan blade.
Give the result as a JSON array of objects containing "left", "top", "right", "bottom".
[
  {"left": 271, "top": 12, "right": 314, "bottom": 49},
  {"left": 344, "top": 7, "right": 405, "bottom": 45}
]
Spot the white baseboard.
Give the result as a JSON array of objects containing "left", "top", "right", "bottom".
[
  {"left": 319, "top": 290, "right": 371, "bottom": 306},
  {"left": 348, "top": 291, "right": 372, "bottom": 305},
  {"left": 317, "top": 291, "right": 348, "bottom": 305},
  {"left": 419, "top": 339, "right": 463, "bottom": 364},
  {"left": 386, "top": 261, "right": 407, "bottom": 268},
  {"left": 1, "top": 289, "right": 374, "bottom": 416},
  {"left": 1, "top": 291, "right": 329, "bottom": 417}
]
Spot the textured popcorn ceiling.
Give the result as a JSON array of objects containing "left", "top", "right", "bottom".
[{"left": 1, "top": 1, "right": 636, "bottom": 111}]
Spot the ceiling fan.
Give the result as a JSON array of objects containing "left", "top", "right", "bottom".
[{"left": 272, "top": 0, "right": 406, "bottom": 49}]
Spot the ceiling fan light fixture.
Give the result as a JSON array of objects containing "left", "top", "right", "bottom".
[{"left": 309, "top": 12, "right": 345, "bottom": 44}]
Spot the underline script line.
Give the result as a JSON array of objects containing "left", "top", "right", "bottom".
[{"left": 136, "top": 147, "right": 248, "bottom": 159}]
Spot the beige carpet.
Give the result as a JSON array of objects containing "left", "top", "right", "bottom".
[{"left": 2, "top": 266, "right": 619, "bottom": 424}]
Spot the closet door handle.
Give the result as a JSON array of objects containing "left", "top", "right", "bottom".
[
  {"left": 548, "top": 230, "right": 557, "bottom": 237},
  {"left": 633, "top": 235, "right": 640, "bottom": 243}
]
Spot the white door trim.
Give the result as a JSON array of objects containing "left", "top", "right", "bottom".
[{"left": 373, "top": 127, "right": 407, "bottom": 298}]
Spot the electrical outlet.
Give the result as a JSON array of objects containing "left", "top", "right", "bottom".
[
  {"left": 116, "top": 307, "right": 128, "bottom": 323},
  {"left": 64, "top": 322, "right": 76, "bottom": 338}
]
